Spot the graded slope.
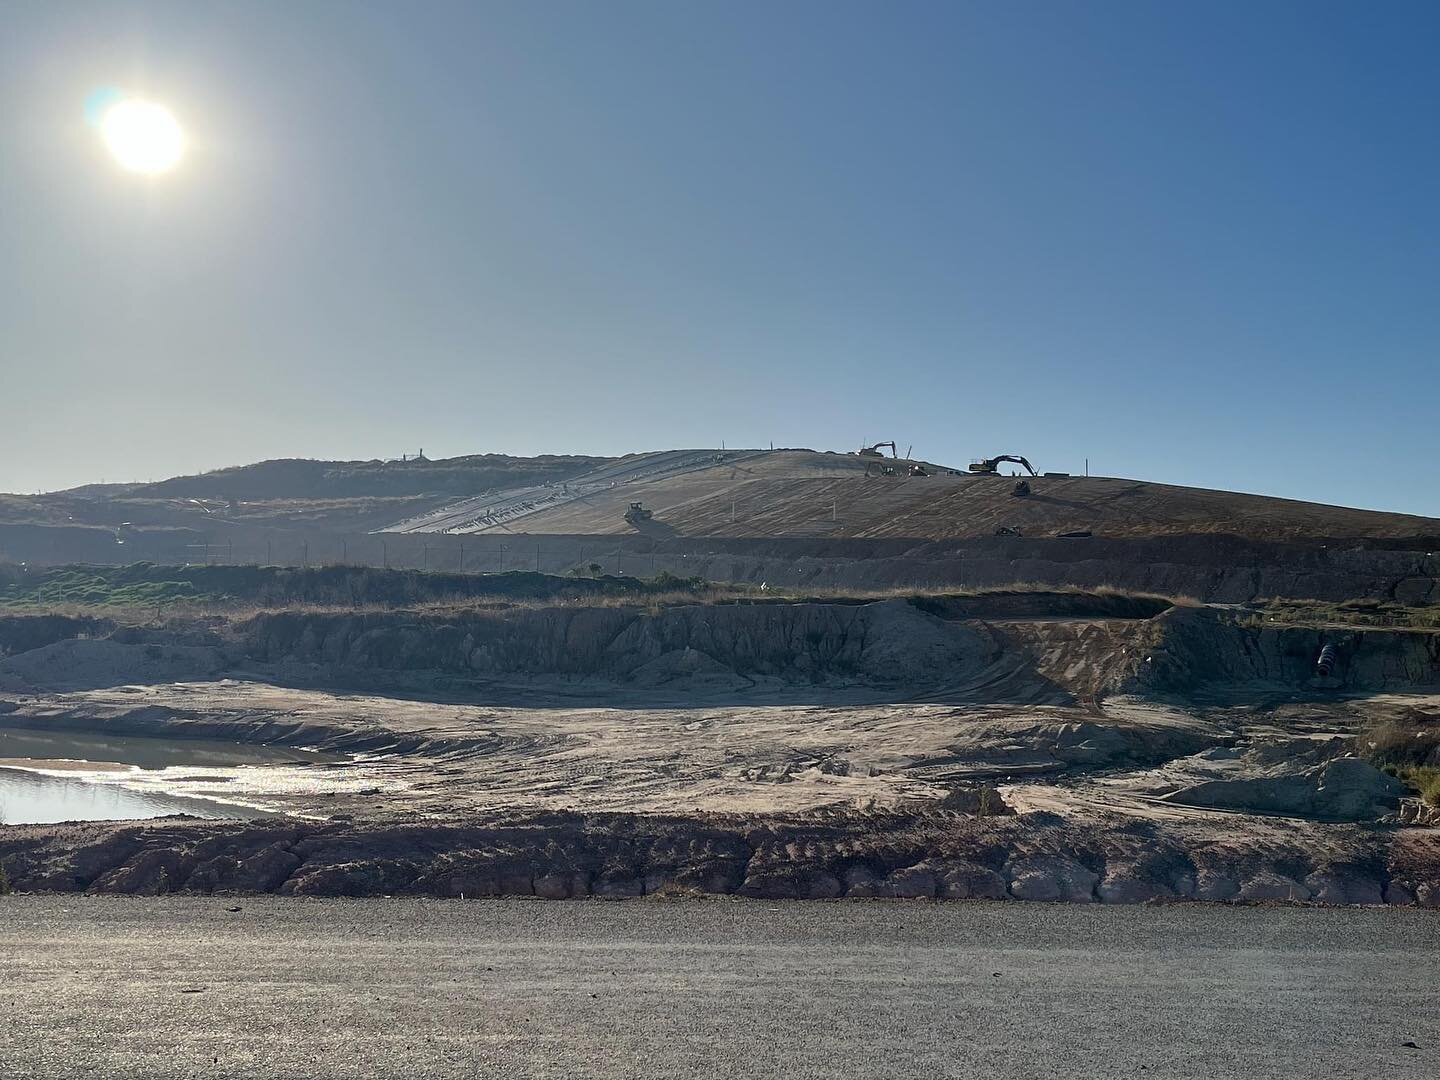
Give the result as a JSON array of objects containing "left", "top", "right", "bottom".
[{"left": 384, "top": 449, "right": 1440, "bottom": 542}]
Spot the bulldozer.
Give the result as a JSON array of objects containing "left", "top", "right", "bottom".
[
  {"left": 969, "top": 454, "right": 1038, "bottom": 477},
  {"left": 623, "top": 502, "right": 653, "bottom": 526},
  {"left": 856, "top": 441, "right": 897, "bottom": 458}
]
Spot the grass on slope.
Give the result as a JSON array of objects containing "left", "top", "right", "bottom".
[
  {"left": 1384, "top": 766, "right": 1440, "bottom": 807},
  {"left": 1254, "top": 597, "right": 1440, "bottom": 630},
  {"left": 0, "top": 563, "right": 1180, "bottom": 624},
  {"left": 0, "top": 563, "right": 712, "bottom": 612}
]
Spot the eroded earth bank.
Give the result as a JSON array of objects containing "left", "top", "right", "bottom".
[{"left": 2, "top": 582, "right": 1439, "bottom": 904}]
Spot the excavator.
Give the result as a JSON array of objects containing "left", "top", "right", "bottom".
[
  {"left": 969, "top": 454, "right": 1037, "bottom": 477},
  {"left": 856, "top": 441, "right": 898, "bottom": 458}
]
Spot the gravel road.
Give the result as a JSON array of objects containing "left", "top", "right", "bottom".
[{"left": 2, "top": 897, "right": 1436, "bottom": 1078}]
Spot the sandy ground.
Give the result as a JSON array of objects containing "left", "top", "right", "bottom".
[
  {"left": 1, "top": 896, "right": 1436, "bottom": 1079},
  {"left": 0, "top": 679, "right": 1240, "bottom": 818}
]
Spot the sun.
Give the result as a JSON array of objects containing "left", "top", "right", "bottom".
[{"left": 99, "top": 99, "right": 185, "bottom": 175}]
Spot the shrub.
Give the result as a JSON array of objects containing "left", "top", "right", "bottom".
[{"left": 1396, "top": 766, "right": 1440, "bottom": 807}]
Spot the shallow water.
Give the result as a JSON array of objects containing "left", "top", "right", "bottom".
[
  {"left": 0, "top": 726, "right": 333, "bottom": 825},
  {"left": 0, "top": 767, "right": 246, "bottom": 824}
]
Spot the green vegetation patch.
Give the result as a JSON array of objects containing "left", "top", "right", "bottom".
[
  {"left": 1256, "top": 597, "right": 1440, "bottom": 630},
  {"left": 0, "top": 562, "right": 711, "bottom": 612},
  {"left": 1385, "top": 765, "right": 1440, "bottom": 807},
  {"left": 0, "top": 566, "right": 220, "bottom": 608}
]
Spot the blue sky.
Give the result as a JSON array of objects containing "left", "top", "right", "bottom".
[{"left": 1, "top": 1, "right": 1435, "bottom": 515}]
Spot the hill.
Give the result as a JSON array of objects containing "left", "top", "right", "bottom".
[
  {"left": 381, "top": 449, "right": 1439, "bottom": 543},
  {"left": 0, "top": 448, "right": 1435, "bottom": 604}
]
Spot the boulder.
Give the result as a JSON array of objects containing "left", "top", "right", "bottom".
[
  {"left": 671, "top": 860, "right": 745, "bottom": 895},
  {"left": 1006, "top": 856, "right": 1097, "bottom": 903},
  {"left": 1236, "top": 874, "right": 1311, "bottom": 903},
  {"left": 1303, "top": 870, "right": 1383, "bottom": 906},
  {"left": 918, "top": 860, "right": 1008, "bottom": 900},
  {"left": 592, "top": 872, "right": 644, "bottom": 899},
  {"left": 1098, "top": 872, "right": 1174, "bottom": 904},
  {"left": 1193, "top": 873, "right": 1240, "bottom": 902},
  {"left": 230, "top": 844, "right": 303, "bottom": 892},
  {"left": 737, "top": 867, "right": 841, "bottom": 899},
  {"left": 88, "top": 850, "right": 191, "bottom": 895},
  {"left": 882, "top": 867, "right": 937, "bottom": 899},
  {"left": 534, "top": 872, "right": 589, "bottom": 899},
  {"left": 1384, "top": 881, "right": 1416, "bottom": 906}
]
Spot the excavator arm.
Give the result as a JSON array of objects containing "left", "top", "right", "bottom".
[
  {"left": 857, "top": 441, "right": 898, "bottom": 458},
  {"left": 969, "top": 454, "right": 1038, "bottom": 476}
]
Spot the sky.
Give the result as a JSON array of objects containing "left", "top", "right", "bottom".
[{"left": 0, "top": 1, "right": 1436, "bottom": 515}]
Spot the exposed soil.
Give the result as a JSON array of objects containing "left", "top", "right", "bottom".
[
  {"left": 5, "top": 807, "right": 1437, "bottom": 906},
  {"left": 3, "top": 451, "right": 1436, "bottom": 608},
  {"left": 1, "top": 589, "right": 1437, "bottom": 904}
]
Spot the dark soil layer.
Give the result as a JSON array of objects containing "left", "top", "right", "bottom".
[{"left": 3, "top": 810, "right": 1437, "bottom": 906}]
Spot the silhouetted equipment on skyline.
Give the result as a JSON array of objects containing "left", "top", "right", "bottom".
[{"left": 969, "top": 454, "right": 1038, "bottom": 477}]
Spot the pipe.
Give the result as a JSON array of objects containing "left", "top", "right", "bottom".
[{"left": 1316, "top": 644, "right": 1338, "bottom": 678}]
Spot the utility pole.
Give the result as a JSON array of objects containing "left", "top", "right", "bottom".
[
  {"left": 382, "top": 540, "right": 389, "bottom": 569},
  {"left": 302, "top": 541, "right": 309, "bottom": 568}
]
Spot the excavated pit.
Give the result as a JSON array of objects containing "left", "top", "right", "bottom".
[{"left": 1, "top": 590, "right": 1438, "bottom": 904}]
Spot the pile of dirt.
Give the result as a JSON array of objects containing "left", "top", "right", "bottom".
[
  {"left": 2, "top": 809, "right": 1434, "bottom": 906},
  {"left": 0, "top": 613, "right": 113, "bottom": 657},
  {"left": 1153, "top": 740, "right": 1410, "bottom": 821},
  {"left": 0, "top": 639, "right": 228, "bottom": 692}
]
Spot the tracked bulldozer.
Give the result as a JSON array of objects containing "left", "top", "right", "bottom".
[{"left": 623, "top": 502, "right": 653, "bottom": 526}]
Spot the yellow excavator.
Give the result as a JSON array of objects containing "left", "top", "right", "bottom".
[{"left": 969, "top": 454, "right": 1037, "bottom": 477}]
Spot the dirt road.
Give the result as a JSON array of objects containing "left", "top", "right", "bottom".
[{"left": 1, "top": 897, "right": 1435, "bottom": 1078}]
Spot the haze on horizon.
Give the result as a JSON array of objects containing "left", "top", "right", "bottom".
[{"left": 1, "top": 1, "right": 1436, "bottom": 517}]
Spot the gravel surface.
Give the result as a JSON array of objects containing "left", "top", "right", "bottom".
[{"left": 2, "top": 897, "right": 1437, "bottom": 1078}]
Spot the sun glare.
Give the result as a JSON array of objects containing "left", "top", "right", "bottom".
[{"left": 99, "top": 99, "right": 185, "bottom": 175}]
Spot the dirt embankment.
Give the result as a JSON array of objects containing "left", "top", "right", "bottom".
[
  {"left": 5, "top": 593, "right": 1438, "bottom": 707},
  {"left": 3, "top": 529, "right": 1435, "bottom": 605},
  {"left": 1133, "top": 609, "right": 1440, "bottom": 697},
  {"left": 0, "top": 614, "right": 113, "bottom": 657},
  {"left": 3, "top": 810, "right": 1436, "bottom": 906},
  {"left": 239, "top": 599, "right": 1000, "bottom": 689}
]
